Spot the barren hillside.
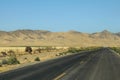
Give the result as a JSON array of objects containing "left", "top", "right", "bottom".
[{"left": 0, "top": 30, "right": 120, "bottom": 47}]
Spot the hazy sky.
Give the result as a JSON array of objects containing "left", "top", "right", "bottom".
[{"left": 0, "top": 0, "right": 120, "bottom": 32}]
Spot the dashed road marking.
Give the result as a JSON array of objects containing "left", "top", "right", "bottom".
[{"left": 53, "top": 73, "right": 66, "bottom": 80}]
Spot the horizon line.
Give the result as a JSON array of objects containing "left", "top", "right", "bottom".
[{"left": 0, "top": 29, "right": 119, "bottom": 33}]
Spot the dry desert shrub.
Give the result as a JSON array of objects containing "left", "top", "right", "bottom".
[
  {"left": 25, "top": 46, "right": 32, "bottom": 54},
  {"left": 34, "top": 57, "right": 40, "bottom": 61}
]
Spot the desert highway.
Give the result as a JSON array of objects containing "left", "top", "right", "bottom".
[{"left": 0, "top": 48, "right": 120, "bottom": 80}]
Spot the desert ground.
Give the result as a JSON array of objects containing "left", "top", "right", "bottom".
[{"left": 0, "top": 46, "right": 68, "bottom": 72}]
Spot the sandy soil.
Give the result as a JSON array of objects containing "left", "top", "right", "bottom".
[{"left": 0, "top": 51, "right": 66, "bottom": 73}]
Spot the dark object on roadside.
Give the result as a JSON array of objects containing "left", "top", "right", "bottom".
[
  {"left": 34, "top": 57, "right": 40, "bottom": 61},
  {"left": 24, "top": 57, "right": 27, "bottom": 60},
  {"left": 0, "top": 63, "right": 2, "bottom": 67},
  {"left": 1, "top": 52, "right": 7, "bottom": 57},
  {"left": 1, "top": 59, "right": 8, "bottom": 64},
  {"left": 25, "top": 46, "right": 32, "bottom": 54},
  {"left": 7, "top": 57, "right": 20, "bottom": 65},
  {"left": 1, "top": 57, "right": 20, "bottom": 65}
]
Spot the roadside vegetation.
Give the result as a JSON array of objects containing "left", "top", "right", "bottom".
[
  {"left": 34, "top": 57, "right": 40, "bottom": 61},
  {"left": 0, "top": 46, "right": 66, "bottom": 69},
  {"left": 0, "top": 46, "right": 101, "bottom": 72},
  {"left": 56, "top": 47, "right": 101, "bottom": 56},
  {"left": 1, "top": 56, "right": 20, "bottom": 66},
  {"left": 110, "top": 47, "right": 120, "bottom": 55}
]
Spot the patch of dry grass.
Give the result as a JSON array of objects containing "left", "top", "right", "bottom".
[{"left": 0, "top": 47, "right": 67, "bottom": 73}]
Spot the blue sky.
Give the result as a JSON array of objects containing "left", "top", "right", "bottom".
[{"left": 0, "top": 0, "right": 120, "bottom": 32}]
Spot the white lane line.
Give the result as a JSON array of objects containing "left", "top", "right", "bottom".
[{"left": 53, "top": 73, "right": 66, "bottom": 80}]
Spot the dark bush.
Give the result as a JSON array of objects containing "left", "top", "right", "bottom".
[
  {"left": 7, "top": 57, "right": 20, "bottom": 65},
  {"left": 1, "top": 52, "right": 7, "bottom": 57},
  {"left": 0, "top": 63, "right": 2, "bottom": 67},
  {"left": 1, "top": 59, "right": 8, "bottom": 64},
  {"left": 25, "top": 46, "right": 32, "bottom": 54},
  {"left": 34, "top": 57, "right": 40, "bottom": 61},
  {"left": 67, "top": 48, "right": 80, "bottom": 53}
]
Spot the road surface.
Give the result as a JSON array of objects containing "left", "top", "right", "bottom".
[{"left": 0, "top": 48, "right": 120, "bottom": 80}]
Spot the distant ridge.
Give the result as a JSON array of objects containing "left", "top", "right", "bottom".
[{"left": 0, "top": 29, "right": 120, "bottom": 47}]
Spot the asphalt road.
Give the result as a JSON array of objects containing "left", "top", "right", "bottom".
[
  {"left": 61, "top": 48, "right": 120, "bottom": 80},
  {"left": 0, "top": 48, "right": 120, "bottom": 80}
]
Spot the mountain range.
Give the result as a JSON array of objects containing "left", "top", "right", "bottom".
[{"left": 0, "top": 30, "right": 120, "bottom": 47}]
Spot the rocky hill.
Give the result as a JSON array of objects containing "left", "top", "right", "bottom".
[{"left": 0, "top": 29, "right": 120, "bottom": 47}]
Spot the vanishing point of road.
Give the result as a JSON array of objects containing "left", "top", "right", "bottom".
[{"left": 0, "top": 48, "right": 120, "bottom": 80}]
